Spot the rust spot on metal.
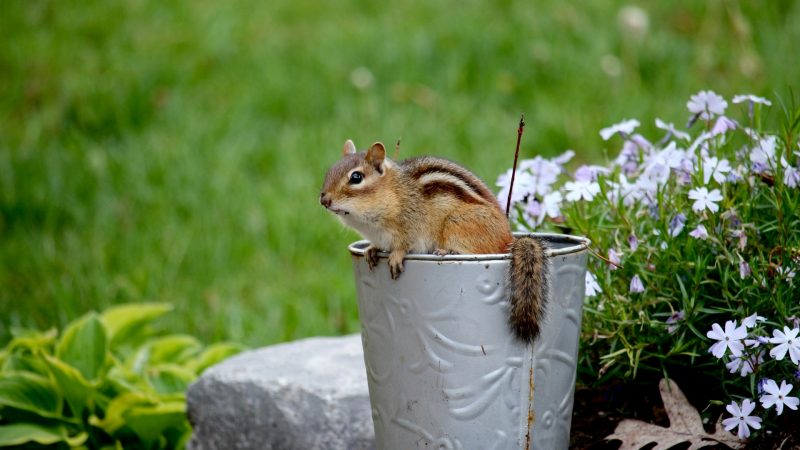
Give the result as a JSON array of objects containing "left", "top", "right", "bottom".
[{"left": 525, "top": 366, "right": 535, "bottom": 449}]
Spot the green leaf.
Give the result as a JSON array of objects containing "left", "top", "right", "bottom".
[
  {"left": 56, "top": 312, "right": 108, "bottom": 382},
  {"left": 0, "top": 423, "right": 87, "bottom": 447},
  {"left": 1, "top": 353, "right": 50, "bottom": 377},
  {"left": 147, "top": 364, "right": 195, "bottom": 395},
  {"left": 6, "top": 328, "right": 58, "bottom": 354},
  {"left": 42, "top": 354, "right": 96, "bottom": 417},
  {"left": 100, "top": 303, "right": 173, "bottom": 348},
  {"left": 89, "top": 392, "right": 154, "bottom": 435},
  {"left": 147, "top": 335, "right": 202, "bottom": 365},
  {"left": 124, "top": 401, "right": 186, "bottom": 447},
  {"left": 0, "top": 371, "right": 63, "bottom": 420},
  {"left": 187, "top": 342, "right": 246, "bottom": 374}
]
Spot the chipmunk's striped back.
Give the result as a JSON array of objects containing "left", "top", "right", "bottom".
[{"left": 402, "top": 156, "right": 502, "bottom": 208}]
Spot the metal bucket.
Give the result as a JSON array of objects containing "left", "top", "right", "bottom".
[{"left": 349, "top": 233, "right": 589, "bottom": 450}]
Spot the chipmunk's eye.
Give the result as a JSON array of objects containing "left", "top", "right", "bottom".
[{"left": 348, "top": 171, "right": 364, "bottom": 184}]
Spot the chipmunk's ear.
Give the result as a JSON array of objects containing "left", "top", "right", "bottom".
[
  {"left": 366, "top": 142, "right": 386, "bottom": 173},
  {"left": 342, "top": 139, "right": 357, "bottom": 156}
]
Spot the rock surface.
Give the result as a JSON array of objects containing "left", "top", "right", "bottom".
[{"left": 187, "top": 334, "right": 374, "bottom": 450}]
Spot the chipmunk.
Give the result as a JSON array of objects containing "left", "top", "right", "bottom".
[{"left": 320, "top": 139, "right": 550, "bottom": 343}]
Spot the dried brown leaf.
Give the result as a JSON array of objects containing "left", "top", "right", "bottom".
[{"left": 605, "top": 378, "right": 744, "bottom": 450}]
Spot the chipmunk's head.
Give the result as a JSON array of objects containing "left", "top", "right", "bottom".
[{"left": 320, "top": 140, "right": 395, "bottom": 225}]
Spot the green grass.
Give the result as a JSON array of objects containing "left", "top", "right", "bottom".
[{"left": 1, "top": 0, "right": 799, "bottom": 346}]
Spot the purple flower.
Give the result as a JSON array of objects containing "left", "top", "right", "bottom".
[
  {"left": 740, "top": 261, "right": 752, "bottom": 279},
  {"left": 689, "top": 224, "right": 709, "bottom": 240},
  {"left": 564, "top": 180, "right": 601, "bottom": 202},
  {"left": 749, "top": 136, "right": 778, "bottom": 171},
  {"left": 669, "top": 213, "right": 687, "bottom": 237},
  {"left": 600, "top": 119, "right": 641, "bottom": 141},
  {"left": 655, "top": 118, "right": 691, "bottom": 141},
  {"left": 722, "top": 399, "right": 761, "bottom": 440},
  {"left": 688, "top": 187, "right": 723, "bottom": 213},
  {"left": 732, "top": 94, "right": 772, "bottom": 106},
  {"left": 629, "top": 274, "right": 645, "bottom": 293},
  {"left": 769, "top": 326, "right": 800, "bottom": 365},
  {"left": 585, "top": 271, "right": 601, "bottom": 297},
  {"left": 608, "top": 248, "right": 622, "bottom": 270},
  {"left": 687, "top": 90, "right": 728, "bottom": 120},
  {"left": 743, "top": 313, "right": 766, "bottom": 328},
  {"left": 666, "top": 310, "right": 684, "bottom": 334},
  {"left": 702, "top": 156, "right": 732, "bottom": 185},
  {"left": 707, "top": 320, "right": 747, "bottom": 358},
  {"left": 628, "top": 234, "right": 639, "bottom": 251},
  {"left": 784, "top": 166, "right": 800, "bottom": 188},
  {"left": 760, "top": 379, "right": 799, "bottom": 415},
  {"left": 574, "top": 164, "right": 611, "bottom": 182},
  {"left": 711, "top": 116, "right": 737, "bottom": 136}
]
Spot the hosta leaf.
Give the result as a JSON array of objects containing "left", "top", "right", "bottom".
[
  {"left": 6, "top": 328, "right": 58, "bottom": 353},
  {"left": 147, "top": 364, "right": 195, "bottom": 395},
  {"left": 2, "top": 353, "right": 50, "bottom": 377},
  {"left": 0, "top": 371, "right": 62, "bottom": 419},
  {"left": 187, "top": 342, "right": 246, "bottom": 374},
  {"left": 89, "top": 392, "right": 154, "bottom": 435},
  {"left": 56, "top": 312, "right": 108, "bottom": 381},
  {"left": 0, "top": 423, "right": 87, "bottom": 447},
  {"left": 42, "top": 354, "right": 95, "bottom": 417},
  {"left": 100, "top": 303, "right": 172, "bottom": 349},
  {"left": 124, "top": 401, "right": 186, "bottom": 446},
  {"left": 147, "top": 335, "right": 202, "bottom": 365}
]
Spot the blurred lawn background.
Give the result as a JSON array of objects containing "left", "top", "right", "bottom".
[{"left": 1, "top": 0, "right": 798, "bottom": 346}]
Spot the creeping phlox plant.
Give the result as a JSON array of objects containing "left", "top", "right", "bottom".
[{"left": 499, "top": 91, "right": 800, "bottom": 440}]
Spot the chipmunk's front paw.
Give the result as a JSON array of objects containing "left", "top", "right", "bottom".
[
  {"left": 388, "top": 253, "right": 405, "bottom": 280},
  {"left": 433, "top": 248, "right": 451, "bottom": 256},
  {"left": 365, "top": 246, "right": 380, "bottom": 270}
]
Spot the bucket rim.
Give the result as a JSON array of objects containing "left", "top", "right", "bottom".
[{"left": 348, "top": 232, "right": 590, "bottom": 261}]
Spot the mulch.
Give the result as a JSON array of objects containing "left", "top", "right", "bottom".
[{"left": 569, "top": 381, "right": 800, "bottom": 450}]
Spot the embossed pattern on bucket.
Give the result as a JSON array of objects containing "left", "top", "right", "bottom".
[{"left": 349, "top": 233, "right": 589, "bottom": 450}]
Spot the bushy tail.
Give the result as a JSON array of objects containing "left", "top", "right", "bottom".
[{"left": 508, "top": 236, "right": 550, "bottom": 343}]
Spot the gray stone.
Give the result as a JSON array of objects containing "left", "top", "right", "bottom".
[{"left": 187, "top": 334, "right": 374, "bottom": 450}]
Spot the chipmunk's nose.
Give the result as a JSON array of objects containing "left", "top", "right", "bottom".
[{"left": 319, "top": 192, "right": 332, "bottom": 208}]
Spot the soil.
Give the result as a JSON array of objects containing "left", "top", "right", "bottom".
[{"left": 569, "top": 382, "right": 800, "bottom": 450}]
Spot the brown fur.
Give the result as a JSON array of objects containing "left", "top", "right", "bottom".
[{"left": 320, "top": 140, "right": 550, "bottom": 342}]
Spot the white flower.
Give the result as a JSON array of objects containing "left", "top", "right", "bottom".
[
  {"left": 769, "top": 326, "right": 800, "bottom": 365},
  {"left": 550, "top": 150, "right": 575, "bottom": 166},
  {"left": 688, "top": 187, "right": 723, "bottom": 213},
  {"left": 750, "top": 136, "right": 778, "bottom": 170},
  {"left": 702, "top": 156, "right": 732, "bottom": 185},
  {"left": 655, "top": 118, "right": 691, "bottom": 141},
  {"left": 732, "top": 94, "right": 772, "bottom": 106},
  {"left": 669, "top": 213, "right": 687, "bottom": 237},
  {"left": 564, "top": 180, "right": 601, "bottom": 202},
  {"left": 722, "top": 399, "right": 761, "bottom": 440},
  {"left": 739, "top": 260, "right": 752, "bottom": 279},
  {"left": 574, "top": 164, "right": 611, "bottom": 182},
  {"left": 629, "top": 274, "right": 645, "bottom": 293},
  {"left": 608, "top": 248, "right": 621, "bottom": 270},
  {"left": 585, "top": 271, "right": 601, "bottom": 297},
  {"left": 540, "top": 191, "right": 563, "bottom": 219},
  {"left": 784, "top": 166, "right": 800, "bottom": 188},
  {"left": 689, "top": 224, "right": 709, "bottom": 240},
  {"left": 600, "top": 119, "right": 641, "bottom": 141},
  {"left": 711, "top": 116, "right": 737, "bottom": 136},
  {"left": 707, "top": 320, "right": 747, "bottom": 358},
  {"left": 687, "top": 90, "right": 728, "bottom": 120},
  {"left": 760, "top": 379, "right": 799, "bottom": 415},
  {"left": 742, "top": 313, "right": 766, "bottom": 328},
  {"left": 726, "top": 352, "right": 763, "bottom": 377}
]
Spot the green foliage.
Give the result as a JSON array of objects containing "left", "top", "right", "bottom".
[
  {"left": 0, "top": 303, "right": 244, "bottom": 449},
  {"left": 2, "top": 0, "right": 800, "bottom": 346},
  {"left": 506, "top": 93, "right": 800, "bottom": 410}
]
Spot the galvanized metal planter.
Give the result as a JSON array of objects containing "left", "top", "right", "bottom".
[{"left": 349, "top": 233, "right": 589, "bottom": 450}]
